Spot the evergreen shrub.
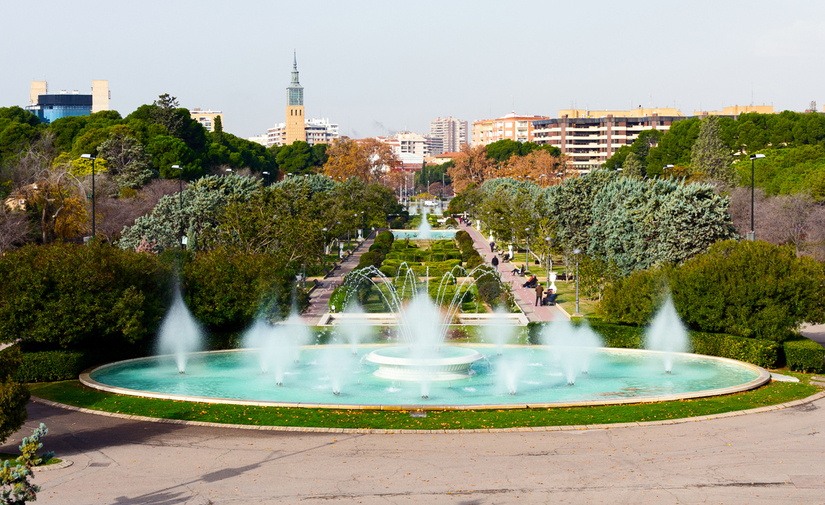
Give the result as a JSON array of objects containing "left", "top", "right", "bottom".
[
  {"left": 784, "top": 339, "right": 825, "bottom": 373},
  {"left": 14, "top": 350, "right": 91, "bottom": 382}
]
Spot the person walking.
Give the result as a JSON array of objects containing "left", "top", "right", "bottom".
[
  {"left": 490, "top": 240, "right": 495, "bottom": 253},
  {"left": 491, "top": 255, "right": 499, "bottom": 268},
  {"left": 535, "top": 282, "right": 544, "bottom": 306}
]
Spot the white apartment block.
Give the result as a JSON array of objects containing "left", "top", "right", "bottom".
[
  {"left": 265, "top": 118, "right": 338, "bottom": 147},
  {"left": 379, "top": 132, "right": 430, "bottom": 157},
  {"left": 428, "top": 116, "right": 468, "bottom": 155}
]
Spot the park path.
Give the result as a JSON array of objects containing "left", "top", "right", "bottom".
[
  {"left": 301, "top": 232, "right": 376, "bottom": 325},
  {"left": 460, "top": 221, "right": 567, "bottom": 323}
]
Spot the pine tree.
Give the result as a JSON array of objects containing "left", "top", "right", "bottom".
[
  {"left": 622, "top": 152, "right": 643, "bottom": 178},
  {"left": 690, "top": 116, "right": 734, "bottom": 182}
]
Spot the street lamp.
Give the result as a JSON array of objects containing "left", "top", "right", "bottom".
[
  {"left": 262, "top": 171, "right": 270, "bottom": 185},
  {"left": 663, "top": 164, "right": 674, "bottom": 177},
  {"left": 524, "top": 227, "right": 530, "bottom": 267},
  {"left": 80, "top": 154, "right": 96, "bottom": 239},
  {"left": 171, "top": 165, "right": 183, "bottom": 247},
  {"left": 748, "top": 154, "right": 766, "bottom": 241},
  {"left": 544, "top": 237, "right": 554, "bottom": 289},
  {"left": 573, "top": 248, "right": 582, "bottom": 317},
  {"left": 225, "top": 168, "right": 233, "bottom": 175}
]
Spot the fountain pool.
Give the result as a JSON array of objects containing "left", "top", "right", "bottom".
[
  {"left": 392, "top": 230, "right": 458, "bottom": 240},
  {"left": 84, "top": 345, "right": 768, "bottom": 409}
]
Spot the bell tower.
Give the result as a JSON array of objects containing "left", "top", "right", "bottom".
[{"left": 285, "top": 51, "right": 306, "bottom": 144}]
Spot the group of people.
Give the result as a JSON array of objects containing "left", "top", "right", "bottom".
[
  {"left": 533, "top": 282, "right": 557, "bottom": 306},
  {"left": 488, "top": 240, "right": 558, "bottom": 308}
]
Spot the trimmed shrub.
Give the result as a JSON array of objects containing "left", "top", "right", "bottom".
[
  {"left": 445, "top": 218, "right": 458, "bottom": 228},
  {"left": 784, "top": 339, "right": 825, "bottom": 373},
  {"left": 390, "top": 218, "right": 405, "bottom": 229},
  {"left": 376, "top": 230, "right": 394, "bottom": 245},
  {"left": 14, "top": 350, "right": 92, "bottom": 382},
  {"left": 690, "top": 331, "right": 781, "bottom": 368},
  {"left": 588, "top": 322, "right": 645, "bottom": 349},
  {"left": 476, "top": 280, "right": 502, "bottom": 306},
  {"left": 358, "top": 251, "right": 383, "bottom": 269},
  {"left": 379, "top": 265, "right": 397, "bottom": 278},
  {"left": 329, "top": 285, "right": 356, "bottom": 312},
  {"left": 598, "top": 268, "right": 668, "bottom": 326}
]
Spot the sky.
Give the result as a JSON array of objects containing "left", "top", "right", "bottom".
[{"left": 3, "top": 0, "right": 825, "bottom": 140}]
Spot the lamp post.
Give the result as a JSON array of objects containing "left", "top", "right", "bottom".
[
  {"left": 545, "top": 236, "right": 553, "bottom": 289},
  {"left": 748, "top": 154, "right": 766, "bottom": 241},
  {"left": 262, "top": 171, "right": 270, "bottom": 185},
  {"left": 524, "top": 227, "right": 530, "bottom": 268},
  {"left": 80, "top": 154, "right": 96, "bottom": 239},
  {"left": 225, "top": 168, "right": 233, "bottom": 175},
  {"left": 663, "top": 164, "right": 674, "bottom": 177},
  {"left": 321, "top": 227, "right": 328, "bottom": 269},
  {"left": 573, "top": 248, "right": 582, "bottom": 317},
  {"left": 171, "top": 165, "right": 183, "bottom": 247}
]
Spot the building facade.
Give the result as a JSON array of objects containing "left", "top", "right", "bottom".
[
  {"left": 471, "top": 112, "right": 548, "bottom": 146},
  {"left": 25, "top": 80, "right": 109, "bottom": 123},
  {"left": 285, "top": 52, "right": 306, "bottom": 144},
  {"left": 532, "top": 106, "right": 775, "bottom": 171},
  {"left": 190, "top": 108, "right": 223, "bottom": 132},
  {"left": 266, "top": 118, "right": 338, "bottom": 147},
  {"left": 379, "top": 132, "right": 430, "bottom": 157},
  {"left": 428, "top": 116, "right": 468, "bottom": 155}
]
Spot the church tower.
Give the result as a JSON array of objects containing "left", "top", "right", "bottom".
[{"left": 285, "top": 51, "right": 306, "bottom": 144}]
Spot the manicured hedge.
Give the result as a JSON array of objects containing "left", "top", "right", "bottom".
[
  {"left": 690, "top": 331, "right": 781, "bottom": 369},
  {"left": 784, "top": 339, "right": 825, "bottom": 373},
  {"left": 13, "top": 349, "right": 92, "bottom": 383},
  {"left": 525, "top": 321, "right": 782, "bottom": 368}
]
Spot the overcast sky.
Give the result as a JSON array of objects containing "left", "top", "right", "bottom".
[{"left": 3, "top": 0, "right": 824, "bottom": 139}]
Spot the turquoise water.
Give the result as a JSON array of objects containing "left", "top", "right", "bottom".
[
  {"left": 89, "top": 346, "right": 762, "bottom": 407},
  {"left": 392, "top": 230, "right": 457, "bottom": 240}
]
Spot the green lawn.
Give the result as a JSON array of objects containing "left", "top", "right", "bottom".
[
  {"left": 0, "top": 452, "right": 61, "bottom": 467},
  {"left": 28, "top": 374, "right": 820, "bottom": 431}
]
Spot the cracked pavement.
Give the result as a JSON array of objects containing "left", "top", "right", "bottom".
[{"left": 2, "top": 397, "right": 824, "bottom": 504}]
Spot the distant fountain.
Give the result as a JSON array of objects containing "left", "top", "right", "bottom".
[
  {"left": 417, "top": 207, "right": 432, "bottom": 240},
  {"left": 645, "top": 297, "right": 689, "bottom": 373},
  {"left": 157, "top": 290, "right": 202, "bottom": 373}
]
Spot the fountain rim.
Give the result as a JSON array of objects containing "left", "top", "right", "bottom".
[{"left": 80, "top": 344, "right": 771, "bottom": 411}]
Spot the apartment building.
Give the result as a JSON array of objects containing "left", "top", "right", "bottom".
[
  {"left": 266, "top": 117, "right": 338, "bottom": 147},
  {"left": 471, "top": 112, "right": 548, "bottom": 146},
  {"left": 428, "top": 116, "right": 468, "bottom": 155},
  {"left": 533, "top": 106, "right": 775, "bottom": 171},
  {"left": 190, "top": 109, "right": 223, "bottom": 132},
  {"left": 378, "top": 132, "right": 430, "bottom": 157}
]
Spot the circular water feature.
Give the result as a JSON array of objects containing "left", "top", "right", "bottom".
[
  {"left": 365, "top": 346, "right": 484, "bottom": 381},
  {"left": 84, "top": 345, "right": 769, "bottom": 409}
]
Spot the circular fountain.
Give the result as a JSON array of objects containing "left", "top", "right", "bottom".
[{"left": 84, "top": 265, "right": 770, "bottom": 410}]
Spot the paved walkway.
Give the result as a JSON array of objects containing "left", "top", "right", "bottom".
[
  {"left": 5, "top": 394, "right": 825, "bottom": 504},
  {"left": 302, "top": 234, "right": 377, "bottom": 325},
  {"left": 461, "top": 222, "right": 567, "bottom": 323}
]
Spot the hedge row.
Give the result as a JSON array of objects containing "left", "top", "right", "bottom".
[
  {"left": 525, "top": 321, "right": 802, "bottom": 370},
  {"left": 455, "top": 230, "right": 483, "bottom": 270},
  {"left": 784, "top": 339, "right": 825, "bottom": 373},
  {"left": 6, "top": 347, "right": 92, "bottom": 383}
]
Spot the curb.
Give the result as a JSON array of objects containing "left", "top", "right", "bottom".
[
  {"left": 30, "top": 390, "right": 825, "bottom": 435},
  {"left": 33, "top": 459, "right": 73, "bottom": 472}
]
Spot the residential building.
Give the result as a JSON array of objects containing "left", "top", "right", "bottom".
[
  {"left": 532, "top": 106, "right": 777, "bottom": 172},
  {"left": 285, "top": 52, "right": 306, "bottom": 144},
  {"left": 428, "top": 116, "right": 468, "bottom": 155},
  {"left": 266, "top": 117, "right": 338, "bottom": 147},
  {"left": 190, "top": 109, "right": 223, "bottom": 132},
  {"left": 378, "top": 132, "right": 430, "bottom": 157},
  {"left": 25, "top": 80, "right": 109, "bottom": 123},
  {"left": 532, "top": 108, "right": 684, "bottom": 171},
  {"left": 471, "top": 112, "right": 549, "bottom": 146},
  {"left": 247, "top": 134, "right": 268, "bottom": 146}
]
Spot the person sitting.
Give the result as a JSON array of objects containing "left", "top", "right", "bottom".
[
  {"left": 543, "top": 290, "right": 558, "bottom": 306},
  {"left": 522, "top": 275, "right": 537, "bottom": 288},
  {"left": 501, "top": 252, "right": 510, "bottom": 263}
]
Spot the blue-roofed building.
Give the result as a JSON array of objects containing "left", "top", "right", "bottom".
[{"left": 25, "top": 80, "right": 109, "bottom": 123}]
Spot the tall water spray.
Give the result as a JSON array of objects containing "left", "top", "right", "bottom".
[
  {"left": 482, "top": 308, "right": 517, "bottom": 356},
  {"left": 645, "top": 297, "right": 689, "bottom": 373},
  {"left": 157, "top": 290, "right": 203, "bottom": 373},
  {"left": 417, "top": 207, "right": 432, "bottom": 239},
  {"left": 241, "top": 307, "right": 312, "bottom": 385},
  {"left": 542, "top": 318, "right": 602, "bottom": 385},
  {"left": 337, "top": 305, "right": 369, "bottom": 355}
]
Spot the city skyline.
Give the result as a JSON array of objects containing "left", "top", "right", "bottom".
[{"left": 3, "top": 0, "right": 824, "bottom": 140}]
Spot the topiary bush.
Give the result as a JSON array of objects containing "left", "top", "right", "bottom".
[
  {"left": 13, "top": 350, "right": 92, "bottom": 382},
  {"left": 329, "top": 285, "right": 356, "bottom": 313},
  {"left": 784, "top": 339, "right": 825, "bottom": 373},
  {"left": 358, "top": 251, "right": 383, "bottom": 269}
]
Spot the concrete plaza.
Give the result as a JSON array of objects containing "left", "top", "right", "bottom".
[{"left": 4, "top": 394, "right": 824, "bottom": 504}]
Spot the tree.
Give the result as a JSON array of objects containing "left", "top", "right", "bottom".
[
  {"left": 646, "top": 117, "right": 701, "bottom": 176},
  {"left": 0, "top": 206, "right": 28, "bottom": 255},
  {"left": 505, "top": 149, "right": 568, "bottom": 185},
  {"left": 323, "top": 138, "right": 398, "bottom": 182},
  {"left": 621, "top": 152, "right": 642, "bottom": 178},
  {"left": 447, "top": 144, "right": 492, "bottom": 193},
  {"left": 151, "top": 94, "right": 183, "bottom": 135},
  {"left": 691, "top": 116, "right": 734, "bottom": 182},
  {"left": 97, "top": 134, "right": 156, "bottom": 190}
]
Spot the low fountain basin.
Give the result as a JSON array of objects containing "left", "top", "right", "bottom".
[{"left": 365, "top": 346, "right": 484, "bottom": 381}]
